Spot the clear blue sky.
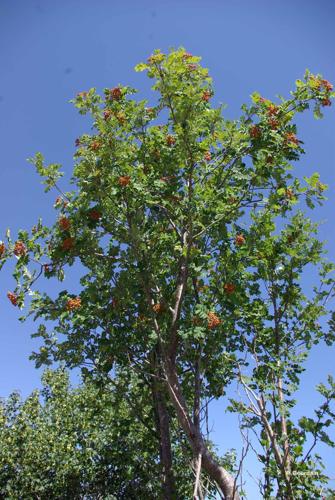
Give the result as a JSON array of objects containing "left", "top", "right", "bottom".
[{"left": 1, "top": 1, "right": 334, "bottom": 497}]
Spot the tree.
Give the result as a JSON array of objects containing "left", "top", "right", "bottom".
[
  {"left": 0, "top": 368, "right": 198, "bottom": 499},
  {"left": 1, "top": 48, "right": 335, "bottom": 499}
]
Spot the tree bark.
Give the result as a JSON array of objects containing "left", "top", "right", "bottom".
[
  {"left": 164, "top": 359, "right": 239, "bottom": 500},
  {"left": 151, "top": 351, "right": 177, "bottom": 499}
]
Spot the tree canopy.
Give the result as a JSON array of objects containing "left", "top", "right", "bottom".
[{"left": 1, "top": 48, "right": 335, "bottom": 499}]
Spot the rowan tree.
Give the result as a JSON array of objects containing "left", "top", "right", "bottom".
[{"left": 1, "top": 48, "right": 335, "bottom": 499}]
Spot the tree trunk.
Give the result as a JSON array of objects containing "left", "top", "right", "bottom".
[
  {"left": 164, "top": 359, "right": 239, "bottom": 500},
  {"left": 152, "top": 350, "right": 177, "bottom": 499}
]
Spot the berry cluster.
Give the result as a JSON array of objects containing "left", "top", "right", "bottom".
[
  {"left": 66, "top": 297, "right": 81, "bottom": 311},
  {"left": 90, "top": 140, "right": 101, "bottom": 151},
  {"left": 285, "top": 132, "right": 299, "bottom": 145},
  {"left": 62, "top": 237, "right": 75, "bottom": 251},
  {"left": 110, "top": 87, "right": 122, "bottom": 100},
  {"left": 235, "top": 234, "right": 245, "bottom": 246},
  {"left": 59, "top": 217, "right": 71, "bottom": 231},
  {"left": 104, "top": 109, "right": 112, "bottom": 120},
  {"left": 7, "top": 291, "right": 18, "bottom": 306},
  {"left": 201, "top": 90, "right": 211, "bottom": 102},
  {"left": 118, "top": 176, "right": 131, "bottom": 187},
  {"left": 89, "top": 209, "right": 102, "bottom": 221},
  {"left": 249, "top": 125, "right": 261, "bottom": 139},
  {"left": 207, "top": 312, "right": 221, "bottom": 329},
  {"left": 166, "top": 135, "right": 176, "bottom": 146},
  {"left": 14, "top": 241, "right": 27, "bottom": 257},
  {"left": 224, "top": 283, "right": 235, "bottom": 294},
  {"left": 55, "top": 196, "right": 68, "bottom": 208},
  {"left": 152, "top": 303, "right": 163, "bottom": 313},
  {"left": 182, "top": 52, "right": 193, "bottom": 60}
]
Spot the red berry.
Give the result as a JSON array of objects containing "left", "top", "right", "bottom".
[
  {"left": 235, "top": 234, "right": 245, "bottom": 246},
  {"left": 207, "top": 311, "right": 221, "bottom": 329},
  {"left": 250, "top": 125, "right": 261, "bottom": 139},
  {"left": 166, "top": 135, "right": 176, "bottom": 146},
  {"left": 267, "top": 104, "right": 279, "bottom": 116},
  {"left": 321, "top": 98, "right": 331, "bottom": 107},
  {"left": 58, "top": 217, "right": 71, "bottom": 231},
  {"left": 201, "top": 90, "right": 211, "bottom": 102},
  {"left": 90, "top": 140, "right": 101, "bottom": 151},
  {"left": 152, "top": 303, "right": 163, "bottom": 313},
  {"left": 66, "top": 296, "right": 81, "bottom": 311},
  {"left": 118, "top": 175, "right": 131, "bottom": 187},
  {"left": 61, "top": 237, "right": 75, "bottom": 251},
  {"left": 285, "top": 188, "right": 294, "bottom": 200},
  {"left": 224, "top": 283, "right": 235, "bottom": 294},
  {"left": 268, "top": 118, "right": 279, "bottom": 129},
  {"left": 7, "top": 291, "right": 18, "bottom": 306},
  {"left": 14, "top": 241, "right": 26, "bottom": 257},
  {"left": 89, "top": 209, "right": 102, "bottom": 221},
  {"left": 110, "top": 87, "right": 122, "bottom": 100},
  {"left": 0, "top": 243, "right": 5, "bottom": 258},
  {"left": 321, "top": 79, "right": 333, "bottom": 92},
  {"left": 104, "top": 110, "right": 112, "bottom": 120},
  {"left": 285, "top": 132, "right": 299, "bottom": 145}
]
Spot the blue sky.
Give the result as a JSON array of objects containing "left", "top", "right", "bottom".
[{"left": 1, "top": 1, "right": 334, "bottom": 497}]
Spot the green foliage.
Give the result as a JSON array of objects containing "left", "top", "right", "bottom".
[
  {"left": 0, "top": 369, "right": 196, "bottom": 499},
  {"left": 1, "top": 47, "right": 335, "bottom": 498}
]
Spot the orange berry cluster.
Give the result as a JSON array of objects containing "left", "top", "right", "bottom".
[
  {"left": 267, "top": 104, "right": 279, "bottom": 116},
  {"left": 0, "top": 243, "right": 5, "bottom": 258},
  {"left": 182, "top": 52, "right": 193, "bottom": 60},
  {"left": 201, "top": 90, "right": 211, "bottom": 102},
  {"left": 152, "top": 302, "right": 163, "bottom": 313},
  {"left": 250, "top": 125, "right": 261, "bottom": 139},
  {"left": 285, "top": 188, "right": 294, "bottom": 200},
  {"left": 224, "top": 283, "right": 235, "bottom": 294},
  {"left": 321, "top": 98, "right": 331, "bottom": 107},
  {"left": 317, "top": 78, "right": 333, "bottom": 92},
  {"left": 285, "top": 132, "right": 299, "bottom": 145},
  {"left": 66, "top": 296, "right": 81, "bottom": 311},
  {"left": 14, "top": 241, "right": 27, "bottom": 257},
  {"left": 166, "top": 135, "right": 176, "bottom": 146},
  {"left": 90, "top": 140, "right": 101, "bottom": 151},
  {"left": 55, "top": 196, "right": 68, "bottom": 208},
  {"left": 235, "top": 234, "right": 245, "bottom": 246},
  {"left": 59, "top": 217, "right": 71, "bottom": 231},
  {"left": 7, "top": 291, "right": 18, "bottom": 306},
  {"left": 118, "top": 176, "right": 131, "bottom": 187},
  {"left": 207, "top": 311, "right": 221, "bottom": 329},
  {"left": 110, "top": 87, "right": 122, "bottom": 100},
  {"left": 268, "top": 118, "right": 279, "bottom": 130},
  {"left": 89, "top": 209, "right": 102, "bottom": 221},
  {"left": 62, "top": 237, "right": 75, "bottom": 251},
  {"left": 104, "top": 109, "right": 112, "bottom": 120}
]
